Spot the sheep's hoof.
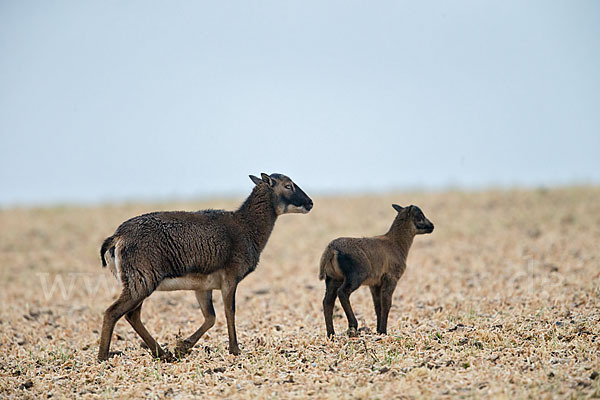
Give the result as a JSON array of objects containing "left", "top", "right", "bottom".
[
  {"left": 174, "top": 340, "right": 192, "bottom": 358},
  {"left": 229, "top": 345, "right": 241, "bottom": 356},
  {"left": 347, "top": 327, "right": 358, "bottom": 337},
  {"left": 157, "top": 350, "right": 176, "bottom": 363},
  {"left": 98, "top": 350, "right": 122, "bottom": 362},
  {"left": 150, "top": 347, "right": 175, "bottom": 362}
]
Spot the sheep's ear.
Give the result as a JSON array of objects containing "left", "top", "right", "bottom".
[
  {"left": 249, "top": 175, "right": 263, "bottom": 185},
  {"left": 260, "top": 173, "right": 275, "bottom": 187},
  {"left": 392, "top": 204, "right": 405, "bottom": 213}
]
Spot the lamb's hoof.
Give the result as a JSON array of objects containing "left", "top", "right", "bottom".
[
  {"left": 347, "top": 327, "right": 358, "bottom": 337},
  {"left": 174, "top": 340, "right": 192, "bottom": 358},
  {"left": 229, "top": 346, "right": 241, "bottom": 356}
]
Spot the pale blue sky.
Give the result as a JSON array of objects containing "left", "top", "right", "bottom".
[{"left": 1, "top": 1, "right": 599, "bottom": 206}]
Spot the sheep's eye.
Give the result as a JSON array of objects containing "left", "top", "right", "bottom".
[{"left": 284, "top": 184, "right": 293, "bottom": 190}]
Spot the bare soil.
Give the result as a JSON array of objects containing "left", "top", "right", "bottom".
[{"left": 1, "top": 187, "right": 599, "bottom": 398}]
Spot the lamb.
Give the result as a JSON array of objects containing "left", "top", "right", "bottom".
[
  {"left": 319, "top": 204, "right": 433, "bottom": 338},
  {"left": 98, "top": 173, "right": 313, "bottom": 361}
]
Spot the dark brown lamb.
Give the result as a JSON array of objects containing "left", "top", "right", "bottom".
[
  {"left": 319, "top": 204, "right": 433, "bottom": 338},
  {"left": 98, "top": 173, "right": 313, "bottom": 361}
]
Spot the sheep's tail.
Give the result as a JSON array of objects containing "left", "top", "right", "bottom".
[
  {"left": 319, "top": 246, "right": 338, "bottom": 280},
  {"left": 100, "top": 235, "right": 117, "bottom": 267}
]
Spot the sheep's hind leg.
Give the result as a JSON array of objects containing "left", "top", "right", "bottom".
[
  {"left": 337, "top": 282, "right": 362, "bottom": 337},
  {"left": 126, "top": 302, "right": 174, "bottom": 362},
  {"left": 98, "top": 291, "right": 143, "bottom": 361},
  {"left": 334, "top": 253, "right": 367, "bottom": 337},
  {"left": 323, "top": 277, "right": 342, "bottom": 338},
  {"left": 336, "top": 276, "right": 365, "bottom": 337},
  {"left": 175, "top": 290, "right": 216, "bottom": 357}
]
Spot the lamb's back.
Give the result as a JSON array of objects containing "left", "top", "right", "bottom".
[{"left": 329, "top": 236, "right": 394, "bottom": 270}]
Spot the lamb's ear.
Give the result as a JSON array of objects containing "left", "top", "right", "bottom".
[
  {"left": 392, "top": 204, "right": 404, "bottom": 213},
  {"left": 260, "top": 173, "right": 275, "bottom": 187},
  {"left": 249, "top": 175, "right": 263, "bottom": 185}
]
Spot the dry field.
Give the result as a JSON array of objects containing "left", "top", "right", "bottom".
[{"left": 1, "top": 187, "right": 599, "bottom": 399}]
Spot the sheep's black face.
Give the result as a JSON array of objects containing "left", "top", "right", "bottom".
[
  {"left": 271, "top": 173, "right": 313, "bottom": 215},
  {"left": 250, "top": 173, "right": 313, "bottom": 215},
  {"left": 410, "top": 205, "right": 434, "bottom": 234}
]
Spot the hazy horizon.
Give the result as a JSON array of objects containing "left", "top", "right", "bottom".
[
  {"left": 1, "top": 176, "right": 596, "bottom": 210},
  {"left": 1, "top": 1, "right": 599, "bottom": 207}
]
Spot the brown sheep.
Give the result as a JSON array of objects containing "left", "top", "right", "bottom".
[
  {"left": 98, "top": 173, "right": 313, "bottom": 361},
  {"left": 319, "top": 204, "right": 433, "bottom": 337}
]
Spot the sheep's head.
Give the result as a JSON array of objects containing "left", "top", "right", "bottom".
[
  {"left": 250, "top": 173, "right": 313, "bottom": 215},
  {"left": 392, "top": 204, "right": 434, "bottom": 234}
]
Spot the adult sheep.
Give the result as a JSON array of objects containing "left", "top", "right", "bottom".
[{"left": 98, "top": 173, "right": 313, "bottom": 361}]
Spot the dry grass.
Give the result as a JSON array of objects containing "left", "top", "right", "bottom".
[{"left": 1, "top": 187, "right": 599, "bottom": 399}]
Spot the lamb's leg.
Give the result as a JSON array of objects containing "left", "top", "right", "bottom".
[
  {"left": 125, "top": 302, "right": 174, "bottom": 361},
  {"left": 378, "top": 276, "right": 398, "bottom": 334},
  {"left": 336, "top": 275, "right": 364, "bottom": 337},
  {"left": 175, "top": 290, "right": 216, "bottom": 356},
  {"left": 98, "top": 291, "right": 142, "bottom": 361},
  {"left": 323, "top": 277, "right": 342, "bottom": 338},
  {"left": 222, "top": 282, "right": 240, "bottom": 355},
  {"left": 369, "top": 285, "right": 382, "bottom": 332}
]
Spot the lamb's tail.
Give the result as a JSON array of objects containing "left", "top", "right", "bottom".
[
  {"left": 100, "top": 235, "right": 117, "bottom": 267},
  {"left": 319, "top": 246, "right": 338, "bottom": 280}
]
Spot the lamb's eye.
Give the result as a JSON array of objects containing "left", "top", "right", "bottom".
[{"left": 284, "top": 184, "right": 293, "bottom": 190}]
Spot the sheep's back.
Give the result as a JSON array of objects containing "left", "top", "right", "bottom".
[
  {"left": 328, "top": 236, "right": 391, "bottom": 277},
  {"left": 115, "top": 210, "right": 235, "bottom": 278}
]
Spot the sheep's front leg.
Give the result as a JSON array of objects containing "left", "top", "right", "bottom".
[
  {"left": 378, "top": 275, "right": 398, "bottom": 334},
  {"left": 175, "top": 290, "right": 216, "bottom": 356},
  {"left": 369, "top": 285, "right": 382, "bottom": 332},
  {"left": 221, "top": 281, "right": 240, "bottom": 355}
]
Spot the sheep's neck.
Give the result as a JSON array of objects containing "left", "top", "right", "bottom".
[
  {"left": 236, "top": 185, "right": 278, "bottom": 254},
  {"left": 386, "top": 220, "right": 415, "bottom": 261}
]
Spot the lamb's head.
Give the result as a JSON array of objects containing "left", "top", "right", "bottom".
[
  {"left": 392, "top": 204, "right": 434, "bottom": 235},
  {"left": 249, "top": 173, "right": 313, "bottom": 215}
]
